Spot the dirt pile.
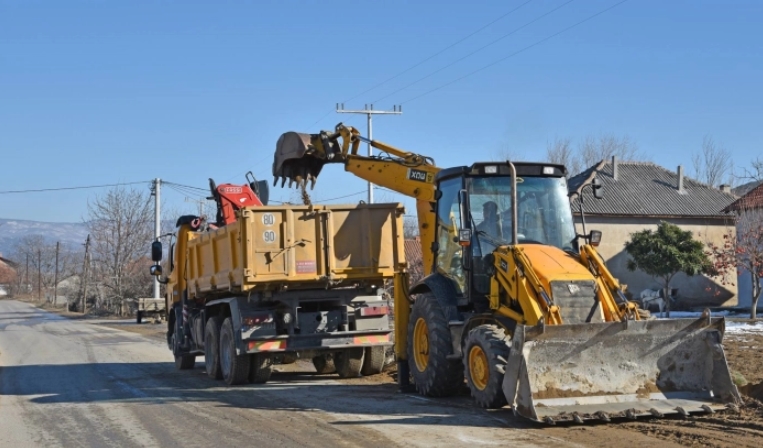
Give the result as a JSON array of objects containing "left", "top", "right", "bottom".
[{"left": 741, "top": 382, "right": 763, "bottom": 402}]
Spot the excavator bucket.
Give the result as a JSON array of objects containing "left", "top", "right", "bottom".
[
  {"left": 273, "top": 131, "right": 326, "bottom": 189},
  {"left": 502, "top": 316, "right": 741, "bottom": 424}
]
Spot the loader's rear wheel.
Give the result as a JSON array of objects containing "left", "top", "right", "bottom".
[
  {"left": 136, "top": 311, "right": 143, "bottom": 324},
  {"left": 220, "top": 317, "right": 251, "bottom": 385},
  {"left": 336, "top": 348, "right": 364, "bottom": 378},
  {"left": 312, "top": 354, "right": 336, "bottom": 374},
  {"left": 249, "top": 353, "right": 272, "bottom": 384},
  {"left": 464, "top": 324, "right": 510, "bottom": 409},
  {"left": 361, "top": 346, "right": 386, "bottom": 376},
  {"left": 204, "top": 316, "right": 223, "bottom": 380},
  {"left": 407, "top": 293, "right": 464, "bottom": 397}
]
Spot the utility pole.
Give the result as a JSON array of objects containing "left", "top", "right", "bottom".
[
  {"left": 37, "top": 249, "right": 41, "bottom": 302},
  {"left": 81, "top": 235, "right": 90, "bottom": 314},
  {"left": 185, "top": 196, "right": 206, "bottom": 217},
  {"left": 25, "top": 253, "right": 29, "bottom": 293},
  {"left": 151, "top": 178, "right": 161, "bottom": 299},
  {"left": 54, "top": 242, "right": 60, "bottom": 305},
  {"left": 336, "top": 103, "right": 402, "bottom": 204}
]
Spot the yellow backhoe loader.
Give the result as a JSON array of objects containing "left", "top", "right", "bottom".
[{"left": 273, "top": 123, "right": 741, "bottom": 424}]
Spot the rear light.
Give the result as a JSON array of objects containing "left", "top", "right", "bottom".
[
  {"left": 243, "top": 314, "right": 274, "bottom": 327},
  {"left": 358, "top": 306, "right": 389, "bottom": 317}
]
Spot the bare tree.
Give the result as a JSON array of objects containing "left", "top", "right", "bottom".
[
  {"left": 691, "top": 135, "right": 733, "bottom": 188},
  {"left": 10, "top": 236, "right": 77, "bottom": 300},
  {"left": 708, "top": 203, "right": 763, "bottom": 318},
  {"left": 86, "top": 186, "right": 154, "bottom": 314},
  {"left": 735, "top": 156, "right": 763, "bottom": 186},
  {"left": 403, "top": 216, "right": 419, "bottom": 239},
  {"left": 546, "top": 137, "right": 579, "bottom": 175},
  {"left": 578, "top": 133, "right": 642, "bottom": 169}
]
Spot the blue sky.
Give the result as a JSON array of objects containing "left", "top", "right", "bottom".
[{"left": 1, "top": 0, "right": 761, "bottom": 223}]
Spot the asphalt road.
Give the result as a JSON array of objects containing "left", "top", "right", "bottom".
[{"left": 0, "top": 299, "right": 682, "bottom": 447}]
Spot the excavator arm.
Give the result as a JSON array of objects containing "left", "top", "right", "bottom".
[{"left": 274, "top": 122, "right": 441, "bottom": 272}]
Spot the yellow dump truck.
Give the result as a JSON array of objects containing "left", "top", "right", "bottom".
[{"left": 150, "top": 203, "right": 405, "bottom": 385}]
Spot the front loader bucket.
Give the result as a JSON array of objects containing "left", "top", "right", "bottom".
[
  {"left": 502, "top": 317, "right": 741, "bottom": 424},
  {"left": 273, "top": 131, "right": 325, "bottom": 189}
]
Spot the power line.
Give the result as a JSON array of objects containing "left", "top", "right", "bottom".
[
  {"left": 346, "top": 0, "right": 537, "bottom": 104},
  {"left": 371, "top": 0, "right": 576, "bottom": 104},
  {"left": 308, "top": 0, "right": 536, "bottom": 127},
  {"left": 162, "top": 181, "right": 207, "bottom": 192},
  {"left": 0, "top": 180, "right": 151, "bottom": 194},
  {"left": 401, "top": 0, "right": 629, "bottom": 105},
  {"left": 317, "top": 190, "right": 367, "bottom": 203}
]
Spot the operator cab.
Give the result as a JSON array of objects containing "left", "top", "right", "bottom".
[{"left": 432, "top": 162, "right": 576, "bottom": 308}]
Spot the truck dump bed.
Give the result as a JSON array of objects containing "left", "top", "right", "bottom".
[{"left": 185, "top": 203, "right": 405, "bottom": 299}]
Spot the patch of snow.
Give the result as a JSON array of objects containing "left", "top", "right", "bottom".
[
  {"left": 656, "top": 310, "right": 732, "bottom": 319},
  {"left": 726, "top": 321, "right": 763, "bottom": 334}
]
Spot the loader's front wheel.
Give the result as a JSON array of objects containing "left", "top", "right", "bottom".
[
  {"left": 464, "top": 324, "right": 510, "bottom": 409},
  {"left": 407, "top": 293, "right": 464, "bottom": 397}
]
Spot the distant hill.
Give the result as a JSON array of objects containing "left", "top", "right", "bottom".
[
  {"left": 733, "top": 180, "right": 763, "bottom": 197},
  {"left": 0, "top": 218, "right": 90, "bottom": 259}
]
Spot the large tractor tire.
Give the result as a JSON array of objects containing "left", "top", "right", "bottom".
[
  {"left": 204, "top": 316, "right": 223, "bottom": 380},
  {"left": 361, "top": 346, "right": 386, "bottom": 376},
  {"left": 336, "top": 348, "right": 364, "bottom": 378},
  {"left": 463, "top": 324, "right": 510, "bottom": 408},
  {"left": 220, "top": 317, "right": 251, "bottom": 385},
  {"left": 312, "top": 354, "right": 336, "bottom": 374},
  {"left": 249, "top": 353, "right": 273, "bottom": 384},
  {"left": 407, "top": 293, "right": 464, "bottom": 397},
  {"left": 136, "top": 311, "right": 143, "bottom": 324}
]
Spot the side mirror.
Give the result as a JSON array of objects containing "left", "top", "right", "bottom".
[
  {"left": 151, "top": 241, "right": 163, "bottom": 262},
  {"left": 150, "top": 264, "right": 163, "bottom": 276},
  {"left": 589, "top": 230, "right": 602, "bottom": 246},
  {"left": 592, "top": 177, "right": 603, "bottom": 199}
]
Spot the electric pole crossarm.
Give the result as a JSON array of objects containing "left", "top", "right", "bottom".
[{"left": 335, "top": 103, "right": 402, "bottom": 204}]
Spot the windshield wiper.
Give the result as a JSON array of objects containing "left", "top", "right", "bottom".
[{"left": 475, "top": 230, "right": 510, "bottom": 247}]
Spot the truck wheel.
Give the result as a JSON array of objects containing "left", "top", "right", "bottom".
[
  {"left": 463, "top": 324, "right": 510, "bottom": 408},
  {"left": 407, "top": 293, "right": 464, "bottom": 397},
  {"left": 249, "top": 353, "right": 272, "bottom": 384},
  {"left": 312, "top": 354, "right": 336, "bottom": 374},
  {"left": 220, "top": 317, "right": 251, "bottom": 385},
  {"left": 204, "top": 316, "right": 223, "bottom": 380},
  {"left": 171, "top": 307, "right": 195, "bottom": 370},
  {"left": 336, "top": 348, "right": 364, "bottom": 378},
  {"left": 136, "top": 311, "right": 143, "bottom": 324},
  {"left": 361, "top": 346, "right": 386, "bottom": 376},
  {"left": 175, "top": 354, "right": 196, "bottom": 370}
]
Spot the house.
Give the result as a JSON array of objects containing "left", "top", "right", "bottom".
[
  {"left": 0, "top": 254, "right": 19, "bottom": 297},
  {"left": 722, "top": 182, "right": 763, "bottom": 310},
  {"left": 568, "top": 156, "right": 738, "bottom": 308},
  {"left": 404, "top": 236, "right": 425, "bottom": 286}
]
